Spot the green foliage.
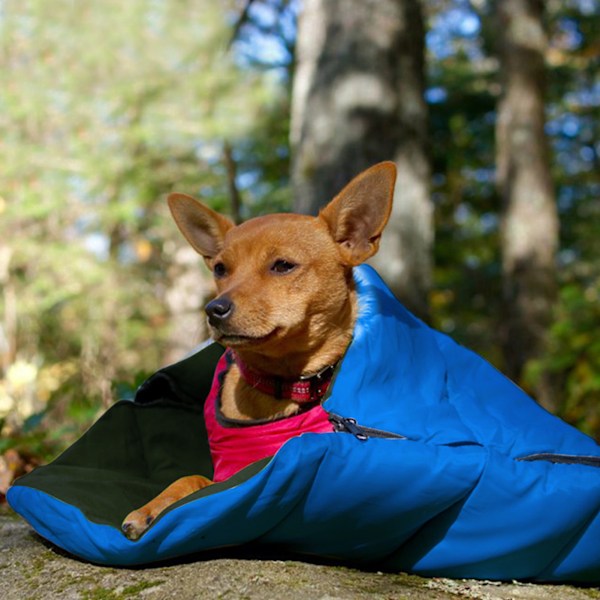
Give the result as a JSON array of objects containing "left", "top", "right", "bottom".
[
  {"left": 0, "top": 0, "right": 288, "bottom": 455},
  {"left": 427, "top": 2, "right": 501, "bottom": 362},
  {"left": 527, "top": 273, "right": 600, "bottom": 436}
]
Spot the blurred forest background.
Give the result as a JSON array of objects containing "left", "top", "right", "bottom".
[{"left": 0, "top": 0, "right": 598, "bottom": 491}]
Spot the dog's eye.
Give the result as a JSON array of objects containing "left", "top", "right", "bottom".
[
  {"left": 270, "top": 259, "right": 297, "bottom": 275},
  {"left": 213, "top": 262, "right": 227, "bottom": 278}
]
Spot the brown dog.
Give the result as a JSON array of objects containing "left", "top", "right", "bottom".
[{"left": 121, "top": 161, "right": 396, "bottom": 540}]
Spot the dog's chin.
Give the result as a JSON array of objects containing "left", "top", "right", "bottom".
[{"left": 212, "top": 328, "right": 279, "bottom": 348}]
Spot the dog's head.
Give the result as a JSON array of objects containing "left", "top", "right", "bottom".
[{"left": 167, "top": 162, "right": 396, "bottom": 361}]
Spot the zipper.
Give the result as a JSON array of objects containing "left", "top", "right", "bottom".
[
  {"left": 328, "top": 416, "right": 600, "bottom": 466},
  {"left": 517, "top": 453, "right": 600, "bottom": 467},
  {"left": 328, "top": 413, "right": 406, "bottom": 442}
]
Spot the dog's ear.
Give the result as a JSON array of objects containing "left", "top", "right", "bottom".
[
  {"left": 319, "top": 161, "right": 396, "bottom": 266},
  {"left": 167, "top": 193, "right": 234, "bottom": 260}
]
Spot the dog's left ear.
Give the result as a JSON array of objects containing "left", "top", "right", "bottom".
[
  {"left": 167, "top": 193, "right": 234, "bottom": 261},
  {"left": 319, "top": 161, "right": 396, "bottom": 266}
]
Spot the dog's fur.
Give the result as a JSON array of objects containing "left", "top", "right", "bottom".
[{"left": 121, "top": 162, "right": 396, "bottom": 540}]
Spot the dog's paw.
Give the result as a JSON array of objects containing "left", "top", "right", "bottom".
[
  {"left": 121, "top": 476, "right": 212, "bottom": 540},
  {"left": 121, "top": 508, "right": 156, "bottom": 541}
]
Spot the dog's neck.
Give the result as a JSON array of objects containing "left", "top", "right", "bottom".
[
  {"left": 230, "top": 290, "right": 356, "bottom": 379},
  {"left": 230, "top": 350, "right": 336, "bottom": 404}
]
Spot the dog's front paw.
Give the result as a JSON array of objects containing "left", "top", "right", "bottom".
[
  {"left": 121, "top": 507, "right": 157, "bottom": 541},
  {"left": 121, "top": 475, "right": 213, "bottom": 540}
]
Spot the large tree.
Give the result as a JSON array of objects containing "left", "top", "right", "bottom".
[
  {"left": 494, "top": 0, "right": 559, "bottom": 410},
  {"left": 290, "top": 0, "right": 432, "bottom": 318}
]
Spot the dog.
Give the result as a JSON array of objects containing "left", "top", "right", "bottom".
[{"left": 121, "top": 161, "right": 396, "bottom": 540}]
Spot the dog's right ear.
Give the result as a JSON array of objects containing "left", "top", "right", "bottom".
[
  {"left": 167, "top": 193, "right": 234, "bottom": 260},
  {"left": 319, "top": 161, "right": 396, "bottom": 266}
]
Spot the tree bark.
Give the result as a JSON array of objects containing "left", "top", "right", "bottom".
[
  {"left": 495, "top": 0, "right": 559, "bottom": 411},
  {"left": 223, "top": 141, "right": 243, "bottom": 225},
  {"left": 163, "top": 245, "right": 212, "bottom": 366},
  {"left": 290, "top": 0, "right": 432, "bottom": 318}
]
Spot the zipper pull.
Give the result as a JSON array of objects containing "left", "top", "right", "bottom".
[{"left": 329, "top": 415, "right": 369, "bottom": 441}]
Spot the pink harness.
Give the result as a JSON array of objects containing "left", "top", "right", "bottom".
[{"left": 204, "top": 353, "right": 334, "bottom": 482}]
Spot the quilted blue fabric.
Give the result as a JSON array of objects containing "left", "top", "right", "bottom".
[{"left": 8, "top": 265, "right": 600, "bottom": 581}]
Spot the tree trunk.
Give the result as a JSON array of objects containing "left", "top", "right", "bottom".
[
  {"left": 494, "top": 0, "right": 559, "bottom": 411},
  {"left": 163, "top": 244, "right": 213, "bottom": 366},
  {"left": 223, "top": 141, "right": 243, "bottom": 225},
  {"left": 290, "top": 0, "right": 432, "bottom": 318}
]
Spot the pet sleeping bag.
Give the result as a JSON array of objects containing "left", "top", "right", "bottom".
[{"left": 7, "top": 265, "right": 600, "bottom": 582}]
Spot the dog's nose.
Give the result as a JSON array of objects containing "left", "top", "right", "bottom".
[{"left": 205, "top": 296, "right": 234, "bottom": 325}]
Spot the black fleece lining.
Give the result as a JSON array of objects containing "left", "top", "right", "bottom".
[{"left": 13, "top": 343, "right": 257, "bottom": 529}]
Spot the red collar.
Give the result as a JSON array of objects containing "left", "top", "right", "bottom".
[{"left": 228, "top": 350, "right": 335, "bottom": 404}]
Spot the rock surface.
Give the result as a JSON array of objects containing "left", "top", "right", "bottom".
[{"left": 1, "top": 510, "right": 598, "bottom": 600}]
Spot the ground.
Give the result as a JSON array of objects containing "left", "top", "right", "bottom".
[{"left": 1, "top": 509, "right": 599, "bottom": 600}]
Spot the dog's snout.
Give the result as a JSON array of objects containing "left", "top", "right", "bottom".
[{"left": 205, "top": 296, "right": 234, "bottom": 325}]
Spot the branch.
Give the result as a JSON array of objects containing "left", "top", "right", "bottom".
[
  {"left": 223, "top": 141, "right": 243, "bottom": 224},
  {"left": 228, "top": 0, "right": 257, "bottom": 49}
]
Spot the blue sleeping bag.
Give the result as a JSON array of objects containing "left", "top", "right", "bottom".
[{"left": 8, "top": 265, "right": 600, "bottom": 582}]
